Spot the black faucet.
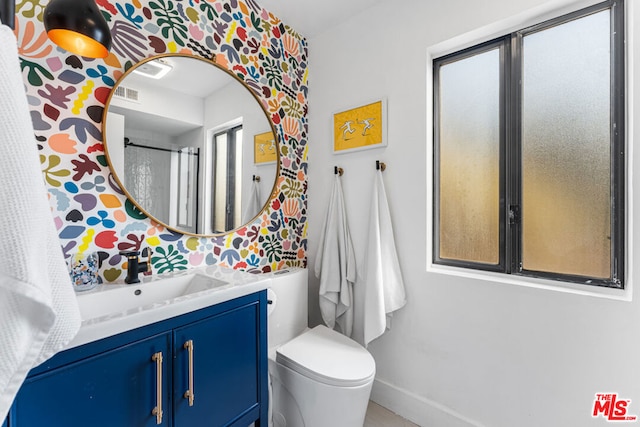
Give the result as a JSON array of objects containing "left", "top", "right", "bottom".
[{"left": 120, "top": 248, "right": 152, "bottom": 284}]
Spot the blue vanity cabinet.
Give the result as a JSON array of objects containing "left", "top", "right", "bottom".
[
  {"left": 12, "top": 333, "right": 172, "bottom": 426},
  {"left": 9, "top": 290, "right": 268, "bottom": 427},
  {"left": 173, "top": 302, "right": 261, "bottom": 426}
]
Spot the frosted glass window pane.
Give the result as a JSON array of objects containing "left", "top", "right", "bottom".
[
  {"left": 438, "top": 48, "right": 500, "bottom": 264},
  {"left": 522, "top": 10, "right": 611, "bottom": 278}
]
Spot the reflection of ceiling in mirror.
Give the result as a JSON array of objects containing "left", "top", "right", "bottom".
[
  {"left": 109, "top": 104, "right": 200, "bottom": 136},
  {"left": 125, "top": 56, "right": 232, "bottom": 98},
  {"left": 111, "top": 56, "right": 243, "bottom": 137}
]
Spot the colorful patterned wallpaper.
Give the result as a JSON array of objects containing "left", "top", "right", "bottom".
[{"left": 14, "top": 0, "right": 308, "bottom": 282}]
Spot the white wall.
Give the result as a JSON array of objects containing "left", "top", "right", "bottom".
[
  {"left": 105, "top": 112, "right": 125, "bottom": 177},
  {"left": 306, "top": 0, "right": 640, "bottom": 426}
]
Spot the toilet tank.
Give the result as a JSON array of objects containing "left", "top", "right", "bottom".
[{"left": 266, "top": 268, "right": 308, "bottom": 348}]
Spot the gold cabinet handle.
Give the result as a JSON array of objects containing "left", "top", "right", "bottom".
[
  {"left": 151, "top": 352, "right": 163, "bottom": 425},
  {"left": 183, "top": 340, "right": 195, "bottom": 406}
]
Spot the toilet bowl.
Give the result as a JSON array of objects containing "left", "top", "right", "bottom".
[{"left": 266, "top": 268, "right": 375, "bottom": 427}]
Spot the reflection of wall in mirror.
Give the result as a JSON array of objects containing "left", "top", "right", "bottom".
[
  {"left": 203, "top": 81, "right": 275, "bottom": 234},
  {"left": 106, "top": 112, "right": 125, "bottom": 176}
]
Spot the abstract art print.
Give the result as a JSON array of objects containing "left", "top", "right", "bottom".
[
  {"left": 333, "top": 99, "right": 387, "bottom": 153},
  {"left": 254, "top": 131, "right": 277, "bottom": 164}
]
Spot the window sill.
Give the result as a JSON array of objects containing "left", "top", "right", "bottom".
[{"left": 427, "top": 263, "right": 632, "bottom": 301}]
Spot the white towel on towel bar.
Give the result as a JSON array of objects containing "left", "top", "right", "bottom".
[
  {"left": 242, "top": 178, "right": 261, "bottom": 223},
  {"left": 0, "top": 24, "right": 81, "bottom": 420},
  {"left": 315, "top": 174, "right": 356, "bottom": 337},
  {"left": 353, "top": 169, "right": 406, "bottom": 347}
]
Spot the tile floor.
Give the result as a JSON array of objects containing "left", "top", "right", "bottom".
[{"left": 364, "top": 401, "right": 420, "bottom": 427}]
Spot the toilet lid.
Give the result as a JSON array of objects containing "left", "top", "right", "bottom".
[{"left": 276, "top": 325, "right": 376, "bottom": 387}]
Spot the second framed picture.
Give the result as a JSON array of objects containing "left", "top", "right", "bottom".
[
  {"left": 333, "top": 99, "right": 387, "bottom": 154},
  {"left": 254, "top": 131, "right": 277, "bottom": 164}
]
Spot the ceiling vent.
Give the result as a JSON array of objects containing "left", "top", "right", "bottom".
[
  {"left": 132, "top": 59, "right": 173, "bottom": 79},
  {"left": 113, "top": 85, "right": 140, "bottom": 103}
]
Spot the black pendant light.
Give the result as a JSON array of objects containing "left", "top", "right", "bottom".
[{"left": 43, "top": 0, "right": 112, "bottom": 58}]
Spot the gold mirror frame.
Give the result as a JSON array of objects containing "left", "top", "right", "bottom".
[{"left": 102, "top": 53, "right": 279, "bottom": 237}]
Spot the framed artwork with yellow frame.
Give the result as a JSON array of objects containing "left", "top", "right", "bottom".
[
  {"left": 333, "top": 99, "right": 387, "bottom": 153},
  {"left": 254, "top": 131, "right": 277, "bottom": 164}
]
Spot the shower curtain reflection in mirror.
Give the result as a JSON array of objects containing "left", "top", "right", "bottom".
[{"left": 123, "top": 138, "right": 199, "bottom": 234}]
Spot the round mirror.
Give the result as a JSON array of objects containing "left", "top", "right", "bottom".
[{"left": 103, "top": 54, "right": 278, "bottom": 236}]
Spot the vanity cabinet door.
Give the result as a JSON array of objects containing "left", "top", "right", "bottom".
[
  {"left": 11, "top": 333, "right": 171, "bottom": 427},
  {"left": 173, "top": 301, "right": 261, "bottom": 426}
]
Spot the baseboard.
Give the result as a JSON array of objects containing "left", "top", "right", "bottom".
[{"left": 370, "top": 378, "right": 485, "bottom": 427}]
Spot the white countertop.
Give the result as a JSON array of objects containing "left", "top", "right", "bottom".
[{"left": 66, "top": 265, "right": 271, "bottom": 350}]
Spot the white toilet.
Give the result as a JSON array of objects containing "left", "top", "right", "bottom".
[{"left": 266, "top": 268, "right": 376, "bottom": 427}]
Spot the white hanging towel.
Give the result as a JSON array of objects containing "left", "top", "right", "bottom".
[
  {"left": 242, "top": 178, "right": 261, "bottom": 223},
  {"left": 0, "top": 24, "right": 81, "bottom": 420},
  {"left": 314, "top": 174, "right": 356, "bottom": 337},
  {"left": 354, "top": 169, "right": 406, "bottom": 347}
]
